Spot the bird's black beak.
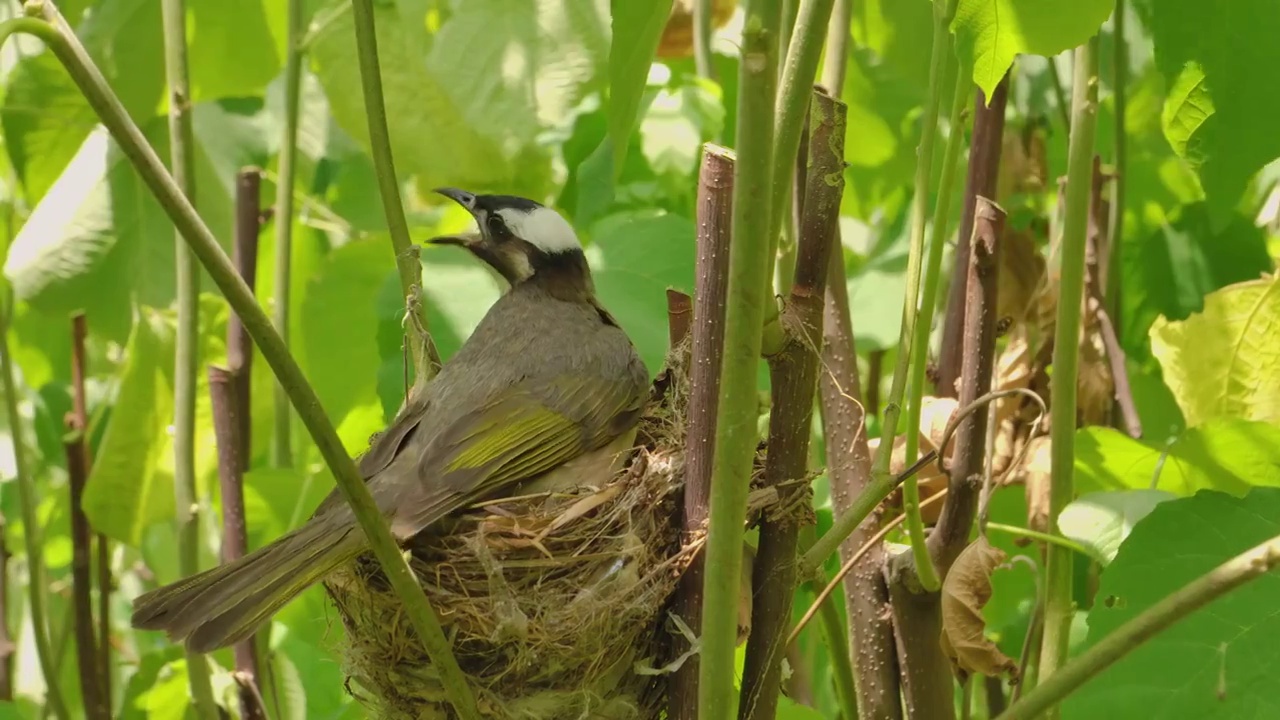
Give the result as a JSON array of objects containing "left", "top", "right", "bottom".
[{"left": 427, "top": 187, "right": 482, "bottom": 247}]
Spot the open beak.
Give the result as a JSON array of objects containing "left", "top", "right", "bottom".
[{"left": 426, "top": 187, "right": 482, "bottom": 247}]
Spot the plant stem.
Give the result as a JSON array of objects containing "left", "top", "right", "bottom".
[
  {"left": 741, "top": 90, "right": 846, "bottom": 720},
  {"left": 159, "top": 0, "right": 218, "bottom": 715},
  {"left": 272, "top": 0, "right": 304, "bottom": 468},
  {"left": 938, "top": 74, "right": 1010, "bottom": 397},
  {"left": 901, "top": 62, "right": 967, "bottom": 593},
  {"left": 1038, "top": 36, "right": 1099, "bottom": 698},
  {"left": 9, "top": 7, "right": 481, "bottom": 718},
  {"left": 0, "top": 296, "right": 68, "bottom": 720},
  {"left": 350, "top": 0, "right": 440, "bottom": 387},
  {"left": 1106, "top": 0, "right": 1128, "bottom": 414},
  {"left": 984, "top": 523, "right": 1089, "bottom": 555},
  {"left": 999, "top": 532, "right": 1280, "bottom": 720},
  {"left": 699, "top": 1, "right": 780, "bottom": 716},
  {"left": 1046, "top": 54, "right": 1072, "bottom": 132},
  {"left": 924, "top": 197, "right": 1006, "bottom": 574},
  {"left": 693, "top": 0, "right": 715, "bottom": 80},
  {"left": 211, "top": 168, "right": 267, "bottom": 720},
  {"left": 65, "top": 314, "right": 107, "bottom": 720},
  {"left": 814, "top": 581, "right": 859, "bottom": 720},
  {"left": 669, "top": 144, "right": 734, "bottom": 720},
  {"left": 769, "top": 0, "right": 836, "bottom": 269}
]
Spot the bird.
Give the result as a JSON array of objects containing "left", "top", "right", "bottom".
[{"left": 131, "top": 188, "right": 651, "bottom": 653}]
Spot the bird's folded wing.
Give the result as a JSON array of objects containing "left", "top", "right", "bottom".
[{"left": 392, "top": 373, "right": 642, "bottom": 536}]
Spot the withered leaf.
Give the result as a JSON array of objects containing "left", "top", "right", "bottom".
[{"left": 940, "top": 536, "right": 1019, "bottom": 682}]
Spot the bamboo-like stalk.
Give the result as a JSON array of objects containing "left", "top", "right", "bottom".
[
  {"left": 66, "top": 314, "right": 107, "bottom": 720},
  {"left": 159, "top": 0, "right": 218, "bottom": 714},
  {"left": 350, "top": 0, "right": 440, "bottom": 388},
  {"left": 271, "top": 0, "right": 304, "bottom": 468},
  {"left": 885, "top": 0, "right": 960, "bottom": 595},
  {"left": 0, "top": 295, "right": 68, "bottom": 720},
  {"left": 1038, "top": 37, "right": 1100, "bottom": 700},
  {"left": 1106, "top": 0, "right": 1127, "bottom": 327},
  {"left": 668, "top": 144, "right": 735, "bottom": 720},
  {"left": 699, "top": 0, "right": 781, "bottom": 715},
  {"left": 937, "top": 74, "right": 1011, "bottom": 396},
  {"left": 693, "top": 0, "right": 715, "bottom": 80},
  {"left": 740, "top": 90, "right": 846, "bottom": 720},
  {"left": 1000, "top": 531, "right": 1280, "bottom": 720},
  {"left": 1, "top": 7, "right": 481, "bottom": 719},
  {"left": 900, "top": 61, "right": 968, "bottom": 593},
  {"left": 210, "top": 167, "right": 267, "bottom": 720}
]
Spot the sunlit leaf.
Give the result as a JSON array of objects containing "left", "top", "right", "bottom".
[
  {"left": 609, "top": 0, "right": 675, "bottom": 172},
  {"left": 1135, "top": 0, "right": 1280, "bottom": 221},
  {"left": 1150, "top": 275, "right": 1280, "bottom": 428},
  {"left": 187, "top": 0, "right": 284, "bottom": 101},
  {"left": 951, "top": 0, "right": 1114, "bottom": 97},
  {"left": 1063, "top": 488, "right": 1280, "bottom": 719},
  {"left": 1075, "top": 419, "right": 1280, "bottom": 497},
  {"left": 82, "top": 310, "right": 174, "bottom": 546},
  {"left": 1058, "top": 489, "right": 1175, "bottom": 565}
]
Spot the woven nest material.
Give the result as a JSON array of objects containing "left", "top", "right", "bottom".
[{"left": 323, "top": 347, "right": 701, "bottom": 720}]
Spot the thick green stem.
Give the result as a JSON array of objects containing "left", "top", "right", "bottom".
[
  {"left": 1106, "top": 0, "right": 1126, "bottom": 329},
  {"left": 350, "top": 0, "right": 440, "bottom": 386},
  {"left": 865, "top": 0, "right": 957, "bottom": 585},
  {"left": 698, "top": 1, "right": 780, "bottom": 717},
  {"left": 901, "top": 59, "right": 967, "bottom": 593},
  {"left": 815, "top": 582, "right": 860, "bottom": 720},
  {"left": 693, "top": 0, "right": 715, "bottom": 80},
  {"left": 7, "top": 7, "right": 481, "bottom": 719},
  {"left": 1001, "top": 532, "right": 1280, "bottom": 720},
  {"left": 769, "top": 0, "right": 836, "bottom": 268},
  {"left": 0, "top": 299, "right": 68, "bottom": 720},
  {"left": 159, "top": 0, "right": 218, "bottom": 714},
  {"left": 1038, "top": 37, "right": 1099, "bottom": 698},
  {"left": 271, "top": 0, "right": 304, "bottom": 468}
]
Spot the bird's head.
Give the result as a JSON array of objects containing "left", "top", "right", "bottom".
[{"left": 427, "top": 188, "right": 592, "bottom": 295}]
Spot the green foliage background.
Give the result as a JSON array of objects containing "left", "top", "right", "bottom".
[{"left": 0, "top": 0, "right": 1277, "bottom": 717}]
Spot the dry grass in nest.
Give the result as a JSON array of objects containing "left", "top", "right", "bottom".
[{"left": 323, "top": 346, "right": 700, "bottom": 720}]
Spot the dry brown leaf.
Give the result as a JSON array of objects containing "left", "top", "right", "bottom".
[
  {"left": 657, "top": 0, "right": 738, "bottom": 59},
  {"left": 940, "top": 537, "right": 1019, "bottom": 682},
  {"left": 869, "top": 398, "right": 957, "bottom": 524},
  {"left": 998, "top": 227, "right": 1048, "bottom": 326},
  {"left": 1020, "top": 436, "right": 1054, "bottom": 534}
]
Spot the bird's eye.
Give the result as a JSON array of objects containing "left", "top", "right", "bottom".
[{"left": 486, "top": 214, "right": 510, "bottom": 240}]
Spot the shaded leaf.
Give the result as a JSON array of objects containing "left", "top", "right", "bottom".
[
  {"left": 940, "top": 536, "right": 1019, "bottom": 681},
  {"left": 609, "top": 0, "right": 675, "bottom": 171},
  {"left": 1075, "top": 420, "right": 1280, "bottom": 497},
  {"left": 1121, "top": 204, "right": 1272, "bottom": 360},
  {"left": 586, "top": 209, "right": 696, "bottom": 373},
  {"left": 1135, "top": 0, "right": 1280, "bottom": 221},
  {"left": 1058, "top": 489, "right": 1175, "bottom": 565},
  {"left": 952, "top": 0, "right": 1115, "bottom": 97},
  {"left": 1150, "top": 275, "right": 1280, "bottom": 428},
  {"left": 1062, "top": 488, "right": 1280, "bottom": 720},
  {"left": 187, "top": 0, "right": 283, "bottom": 101},
  {"left": 82, "top": 312, "right": 174, "bottom": 548}
]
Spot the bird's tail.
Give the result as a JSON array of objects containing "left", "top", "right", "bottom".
[{"left": 131, "top": 517, "right": 364, "bottom": 653}]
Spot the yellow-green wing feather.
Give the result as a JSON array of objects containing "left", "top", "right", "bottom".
[{"left": 392, "top": 372, "right": 643, "bottom": 536}]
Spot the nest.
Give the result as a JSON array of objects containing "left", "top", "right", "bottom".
[{"left": 322, "top": 346, "right": 699, "bottom": 720}]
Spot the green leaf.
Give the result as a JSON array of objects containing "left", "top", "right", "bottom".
[
  {"left": 608, "top": 0, "right": 674, "bottom": 172},
  {"left": 187, "top": 0, "right": 284, "bottom": 101},
  {"left": 1121, "top": 203, "right": 1272, "bottom": 360},
  {"left": 1, "top": 0, "right": 164, "bottom": 203},
  {"left": 1135, "top": 0, "right": 1280, "bottom": 221},
  {"left": 586, "top": 209, "right": 696, "bottom": 373},
  {"left": 1062, "top": 488, "right": 1280, "bottom": 720},
  {"left": 640, "top": 77, "right": 725, "bottom": 189},
  {"left": 82, "top": 311, "right": 174, "bottom": 546},
  {"left": 1075, "top": 419, "right": 1280, "bottom": 497},
  {"left": 951, "top": 0, "right": 1115, "bottom": 97},
  {"left": 1058, "top": 489, "right": 1175, "bottom": 565},
  {"left": 300, "top": 237, "right": 395, "bottom": 427},
  {"left": 2, "top": 103, "right": 267, "bottom": 341},
  {"left": 309, "top": 0, "right": 606, "bottom": 198},
  {"left": 1150, "top": 275, "right": 1280, "bottom": 428}
]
